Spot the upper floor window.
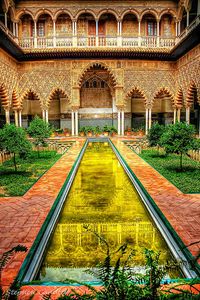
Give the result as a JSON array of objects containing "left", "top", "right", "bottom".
[
  {"left": 38, "top": 22, "right": 45, "bottom": 37},
  {"left": 147, "top": 21, "right": 157, "bottom": 36}
]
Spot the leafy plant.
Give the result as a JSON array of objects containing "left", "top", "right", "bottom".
[
  {"left": 160, "top": 122, "right": 196, "bottom": 171},
  {"left": 94, "top": 126, "right": 102, "bottom": 135},
  {"left": 27, "top": 116, "right": 52, "bottom": 158},
  {"left": 110, "top": 126, "right": 117, "bottom": 134},
  {"left": 103, "top": 125, "right": 110, "bottom": 133},
  {"left": 0, "top": 125, "right": 32, "bottom": 172},
  {"left": 147, "top": 122, "right": 165, "bottom": 150},
  {"left": 0, "top": 245, "right": 27, "bottom": 300}
]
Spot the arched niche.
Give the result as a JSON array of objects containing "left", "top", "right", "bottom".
[
  {"left": 122, "top": 13, "right": 138, "bottom": 37},
  {"left": 79, "top": 64, "right": 116, "bottom": 129},
  {"left": 21, "top": 91, "right": 41, "bottom": 127},
  {"left": 18, "top": 13, "right": 34, "bottom": 39},
  {"left": 55, "top": 13, "right": 72, "bottom": 37},
  {"left": 153, "top": 89, "right": 174, "bottom": 125},
  {"left": 160, "top": 13, "right": 175, "bottom": 37},
  {"left": 125, "top": 88, "right": 146, "bottom": 130},
  {"left": 48, "top": 89, "right": 70, "bottom": 130}
]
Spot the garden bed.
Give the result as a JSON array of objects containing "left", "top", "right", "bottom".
[
  {"left": 0, "top": 150, "right": 62, "bottom": 196},
  {"left": 139, "top": 149, "right": 200, "bottom": 193}
]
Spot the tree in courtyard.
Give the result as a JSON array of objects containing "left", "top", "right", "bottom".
[
  {"left": 147, "top": 122, "right": 165, "bottom": 150},
  {"left": 0, "top": 124, "right": 32, "bottom": 172},
  {"left": 160, "top": 122, "right": 196, "bottom": 171},
  {"left": 27, "top": 116, "right": 52, "bottom": 157}
]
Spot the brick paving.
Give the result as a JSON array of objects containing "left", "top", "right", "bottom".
[{"left": 0, "top": 137, "right": 199, "bottom": 298}]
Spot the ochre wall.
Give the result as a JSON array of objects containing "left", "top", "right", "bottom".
[{"left": 0, "top": 44, "right": 200, "bottom": 115}]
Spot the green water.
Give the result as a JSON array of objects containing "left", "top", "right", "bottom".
[{"left": 38, "top": 142, "right": 179, "bottom": 282}]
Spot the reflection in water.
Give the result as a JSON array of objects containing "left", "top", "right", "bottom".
[{"left": 38, "top": 142, "right": 178, "bottom": 282}]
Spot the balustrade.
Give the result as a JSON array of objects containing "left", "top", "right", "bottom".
[{"left": 1, "top": 15, "right": 199, "bottom": 50}]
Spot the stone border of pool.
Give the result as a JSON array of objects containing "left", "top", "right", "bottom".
[
  {"left": 109, "top": 139, "right": 200, "bottom": 278},
  {"left": 16, "top": 138, "right": 199, "bottom": 286}
]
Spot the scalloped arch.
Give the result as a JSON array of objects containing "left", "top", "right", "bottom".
[
  {"left": 0, "top": 83, "right": 10, "bottom": 109},
  {"left": 20, "top": 89, "right": 41, "bottom": 108},
  {"left": 125, "top": 86, "right": 147, "bottom": 104},
  {"left": 12, "top": 90, "right": 21, "bottom": 110},
  {"left": 47, "top": 88, "right": 70, "bottom": 108},
  {"left": 154, "top": 87, "right": 174, "bottom": 99},
  {"left": 174, "top": 88, "right": 183, "bottom": 108},
  {"left": 186, "top": 81, "right": 199, "bottom": 107},
  {"left": 78, "top": 62, "right": 118, "bottom": 88}
]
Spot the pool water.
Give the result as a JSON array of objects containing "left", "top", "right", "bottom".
[{"left": 38, "top": 142, "right": 180, "bottom": 282}]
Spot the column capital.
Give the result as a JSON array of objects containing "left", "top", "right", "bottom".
[
  {"left": 71, "top": 106, "right": 79, "bottom": 111},
  {"left": 116, "top": 105, "right": 125, "bottom": 111}
]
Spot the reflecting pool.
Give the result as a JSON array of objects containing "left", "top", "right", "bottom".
[{"left": 38, "top": 142, "right": 179, "bottom": 282}]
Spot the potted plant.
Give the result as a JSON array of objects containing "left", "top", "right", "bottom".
[
  {"left": 79, "top": 126, "right": 85, "bottom": 137},
  {"left": 63, "top": 128, "right": 70, "bottom": 136},
  {"left": 94, "top": 126, "right": 102, "bottom": 137},
  {"left": 55, "top": 128, "right": 63, "bottom": 136},
  {"left": 138, "top": 125, "right": 145, "bottom": 136},
  {"left": 85, "top": 126, "right": 93, "bottom": 137},
  {"left": 110, "top": 126, "right": 117, "bottom": 136},
  {"left": 103, "top": 125, "right": 110, "bottom": 136},
  {"left": 125, "top": 127, "right": 132, "bottom": 136}
]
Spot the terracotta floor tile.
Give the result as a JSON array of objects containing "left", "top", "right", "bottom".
[{"left": 0, "top": 137, "right": 199, "bottom": 299}]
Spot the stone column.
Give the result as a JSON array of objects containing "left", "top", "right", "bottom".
[
  {"left": 186, "top": 107, "right": 190, "bottom": 124},
  {"left": 72, "top": 20, "right": 77, "bottom": 47},
  {"left": 121, "top": 110, "right": 124, "bottom": 135},
  {"left": 5, "top": 109, "right": 10, "bottom": 124},
  {"left": 53, "top": 20, "right": 56, "bottom": 47},
  {"left": 71, "top": 111, "right": 75, "bottom": 136},
  {"left": 157, "top": 20, "right": 160, "bottom": 47},
  {"left": 117, "top": 20, "right": 122, "bottom": 46},
  {"left": 148, "top": 108, "right": 152, "bottom": 130},
  {"left": 15, "top": 22, "right": 19, "bottom": 38},
  {"left": 95, "top": 19, "right": 98, "bottom": 46},
  {"left": 173, "top": 108, "right": 177, "bottom": 124},
  {"left": 18, "top": 110, "right": 22, "bottom": 127},
  {"left": 34, "top": 21, "right": 37, "bottom": 48},
  {"left": 118, "top": 110, "right": 121, "bottom": 135},
  {"left": 45, "top": 110, "right": 49, "bottom": 123},
  {"left": 145, "top": 108, "right": 149, "bottom": 134},
  {"left": 186, "top": 10, "right": 189, "bottom": 27},
  {"left": 75, "top": 110, "right": 78, "bottom": 136},
  {"left": 178, "top": 21, "right": 181, "bottom": 35},
  {"left": 198, "top": 0, "right": 200, "bottom": 16},
  {"left": 175, "top": 21, "right": 178, "bottom": 37},
  {"left": 13, "top": 22, "right": 16, "bottom": 36},
  {"left": 42, "top": 110, "right": 45, "bottom": 121},
  {"left": 138, "top": 20, "right": 141, "bottom": 46},
  {"left": 177, "top": 108, "right": 181, "bottom": 122},
  {"left": 4, "top": 12, "right": 7, "bottom": 28},
  {"left": 14, "top": 110, "right": 19, "bottom": 127}
]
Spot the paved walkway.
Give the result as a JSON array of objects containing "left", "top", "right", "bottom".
[{"left": 0, "top": 137, "right": 199, "bottom": 299}]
